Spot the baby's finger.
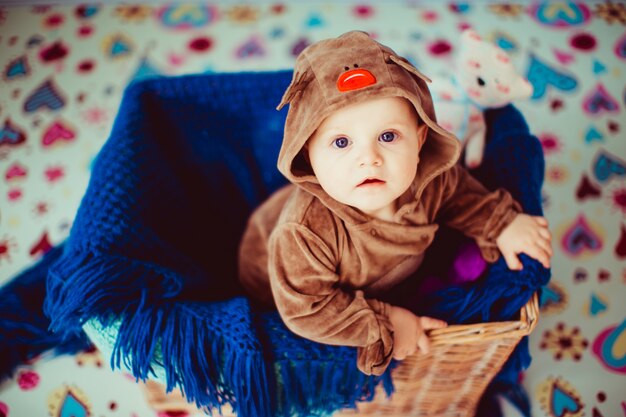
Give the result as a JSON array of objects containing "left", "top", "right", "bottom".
[
  {"left": 393, "top": 349, "right": 407, "bottom": 361},
  {"left": 538, "top": 227, "right": 552, "bottom": 241},
  {"left": 534, "top": 216, "right": 549, "bottom": 226},
  {"left": 536, "top": 236, "right": 553, "bottom": 258},
  {"left": 503, "top": 252, "right": 523, "bottom": 270},
  {"left": 526, "top": 245, "right": 551, "bottom": 269},
  {"left": 417, "top": 334, "right": 431, "bottom": 355},
  {"left": 419, "top": 316, "right": 448, "bottom": 330}
]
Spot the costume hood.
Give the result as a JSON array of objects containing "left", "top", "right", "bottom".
[{"left": 276, "top": 31, "right": 461, "bottom": 210}]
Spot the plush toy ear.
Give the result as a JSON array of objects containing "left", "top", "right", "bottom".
[
  {"left": 276, "top": 70, "right": 312, "bottom": 110},
  {"left": 387, "top": 54, "right": 432, "bottom": 84},
  {"left": 512, "top": 76, "right": 534, "bottom": 99}
]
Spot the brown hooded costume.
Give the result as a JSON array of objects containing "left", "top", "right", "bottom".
[{"left": 238, "top": 31, "right": 521, "bottom": 376}]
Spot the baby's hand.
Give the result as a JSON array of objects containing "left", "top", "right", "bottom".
[
  {"left": 496, "top": 213, "right": 553, "bottom": 270},
  {"left": 388, "top": 305, "right": 447, "bottom": 360}
]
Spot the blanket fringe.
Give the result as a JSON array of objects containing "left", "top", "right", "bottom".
[
  {"left": 275, "top": 356, "right": 394, "bottom": 417},
  {"left": 44, "top": 249, "right": 271, "bottom": 417},
  {"left": 0, "top": 244, "right": 91, "bottom": 380},
  {"left": 259, "top": 312, "right": 395, "bottom": 417}
]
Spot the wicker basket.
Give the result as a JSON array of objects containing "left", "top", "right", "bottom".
[
  {"left": 141, "top": 293, "right": 539, "bottom": 417},
  {"left": 336, "top": 292, "right": 540, "bottom": 417}
]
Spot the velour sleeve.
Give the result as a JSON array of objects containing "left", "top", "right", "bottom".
[
  {"left": 268, "top": 223, "right": 394, "bottom": 376},
  {"left": 435, "top": 164, "right": 522, "bottom": 262}
]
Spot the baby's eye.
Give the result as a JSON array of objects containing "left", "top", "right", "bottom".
[
  {"left": 332, "top": 137, "right": 350, "bottom": 148},
  {"left": 379, "top": 131, "right": 397, "bottom": 143}
]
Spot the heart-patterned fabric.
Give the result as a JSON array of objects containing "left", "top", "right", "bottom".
[{"left": 0, "top": 3, "right": 624, "bottom": 417}]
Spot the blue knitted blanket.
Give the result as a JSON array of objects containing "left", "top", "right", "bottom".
[{"left": 1, "top": 71, "right": 550, "bottom": 417}]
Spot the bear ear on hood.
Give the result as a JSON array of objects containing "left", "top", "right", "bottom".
[
  {"left": 386, "top": 53, "right": 432, "bottom": 84},
  {"left": 276, "top": 69, "right": 313, "bottom": 110}
]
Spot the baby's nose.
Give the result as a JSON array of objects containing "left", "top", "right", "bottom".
[{"left": 358, "top": 144, "right": 382, "bottom": 167}]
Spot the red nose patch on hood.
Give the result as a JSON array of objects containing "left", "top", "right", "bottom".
[{"left": 337, "top": 69, "right": 377, "bottom": 92}]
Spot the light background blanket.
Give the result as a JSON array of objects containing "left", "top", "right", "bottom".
[{"left": 0, "top": 2, "right": 625, "bottom": 417}]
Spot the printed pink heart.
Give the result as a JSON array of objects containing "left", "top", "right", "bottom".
[
  {"left": 8, "top": 188, "right": 23, "bottom": 201},
  {"left": 582, "top": 83, "right": 620, "bottom": 115},
  {"left": 6, "top": 163, "right": 27, "bottom": 180},
  {"left": 553, "top": 48, "right": 575, "bottom": 65},
  {"left": 45, "top": 166, "right": 64, "bottom": 182},
  {"left": 561, "top": 215, "right": 603, "bottom": 256},
  {"left": 42, "top": 121, "right": 75, "bottom": 147}
]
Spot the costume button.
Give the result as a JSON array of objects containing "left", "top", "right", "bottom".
[
  {"left": 337, "top": 69, "right": 377, "bottom": 92},
  {"left": 370, "top": 229, "right": 377, "bottom": 236}
]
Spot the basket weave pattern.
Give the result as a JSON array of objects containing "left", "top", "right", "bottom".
[{"left": 336, "top": 293, "right": 539, "bottom": 417}]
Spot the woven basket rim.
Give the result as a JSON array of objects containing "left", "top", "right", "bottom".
[{"left": 426, "top": 292, "right": 539, "bottom": 346}]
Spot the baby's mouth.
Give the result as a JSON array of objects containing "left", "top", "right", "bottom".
[{"left": 358, "top": 178, "right": 385, "bottom": 187}]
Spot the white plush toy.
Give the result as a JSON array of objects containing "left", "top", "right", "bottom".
[{"left": 430, "top": 29, "right": 533, "bottom": 168}]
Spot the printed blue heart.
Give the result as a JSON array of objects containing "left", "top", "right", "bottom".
[
  {"left": 495, "top": 34, "right": 517, "bottom": 52},
  {"left": 0, "top": 119, "right": 26, "bottom": 147},
  {"left": 585, "top": 126, "right": 603, "bottom": 143},
  {"left": 551, "top": 383, "right": 582, "bottom": 417},
  {"left": 59, "top": 392, "right": 88, "bottom": 417},
  {"left": 76, "top": 4, "right": 99, "bottom": 18},
  {"left": 527, "top": 54, "right": 578, "bottom": 99},
  {"left": 549, "top": 4, "right": 583, "bottom": 23},
  {"left": 540, "top": 285, "right": 562, "bottom": 307},
  {"left": 26, "top": 34, "right": 44, "bottom": 48},
  {"left": 131, "top": 58, "right": 162, "bottom": 83},
  {"left": 5, "top": 55, "right": 29, "bottom": 79},
  {"left": 533, "top": 2, "right": 590, "bottom": 27},
  {"left": 23, "top": 79, "right": 65, "bottom": 112},
  {"left": 593, "top": 151, "right": 626, "bottom": 183},
  {"left": 592, "top": 60, "right": 606, "bottom": 75},
  {"left": 82, "top": 5, "right": 99, "bottom": 18},
  {"left": 236, "top": 37, "right": 265, "bottom": 59},
  {"left": 110, "top": 38, "right": 131, "bottom": 57},
  {"left": 307, "top": 13, "right": 324, "bottom": 27},
  {"left": 454, "top": 4, "right": 471, "bottom": 14},
  {"left": 160, "top": 5, "right": 213, "bottom": 28},
  {"left": 583, "top": 84, "right": 619, "bottom": 114},
  {"left": 0, "top": 128, "right": 21, "bottom": 145},
  {"left": 270, "top": 27, "right": 285, "bottom": 39},
  {"left": 570, "top": 228, "right": 599, "bottom": 251},
  {"left": 574, "top": 268, "right": 587, "bottom": 281},
  {"left": 590, "top": 293, "right": 607, "bottom": 316},
  {"left": 562, "top": 216, "right": 602, "bottom": 256}
]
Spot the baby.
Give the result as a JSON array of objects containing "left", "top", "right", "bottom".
[{"left": 238, "top": 31, "right": 552, "bottom": 376}]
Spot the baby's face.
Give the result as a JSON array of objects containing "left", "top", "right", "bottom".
[{"left": 307, "top": 96, "right": 424, "bottom": 222}]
